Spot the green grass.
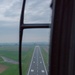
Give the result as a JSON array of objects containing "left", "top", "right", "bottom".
[
  {"left": 0, "top": 64, "right": 19, "bottom": 75},
  {"left": 0, "top": 45, "right": 34, "bottom": 75},
  {"left": 0, "top": 46, "right": 19, "bottom": 61},
  {"left": 41, "top": 47, "right": 49, "bottom": 71},
  {"left": 22, "top": 47, "right": 34, "bottom": 75}
]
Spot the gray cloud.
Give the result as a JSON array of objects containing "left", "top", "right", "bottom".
[
  {"left": 24, "top": 0, "right": 52, "bottom": 23},
  {"left": 4, "top": 0, "right": 22, "bottom": 17},
  {"left": 0, "top": 0, "right": 52, "bottom": 43},
  {"left": 0, "top": 0, "right": 52, "bottom": 25},
  {"left": 0, "top": 0, "right": 22, "bottom": 22}
]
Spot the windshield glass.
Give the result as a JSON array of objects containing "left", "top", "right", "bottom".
[
  {"left": 0, "top": 0, "right": 22, "bottom": 75},
  {"left": 24, "top": 0, "right": 52, "bottom": 23},
  {"left": 0, "top": 0, "right": 52, "bottom": 75}
]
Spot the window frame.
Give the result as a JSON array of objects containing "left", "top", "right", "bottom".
[
  {"left": 49, "top": 0, "right": 75, "bottom": 75},
  {"left": 19, "top": 0, "right": 51, "bottom": 75}
]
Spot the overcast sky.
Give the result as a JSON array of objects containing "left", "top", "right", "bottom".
[{"left": 0, "top": 0, "right": 52, "bottom": 43}]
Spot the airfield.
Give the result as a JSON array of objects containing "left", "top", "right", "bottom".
[{"left": 0, "top": 43, "right": 49, "bottom": 75}]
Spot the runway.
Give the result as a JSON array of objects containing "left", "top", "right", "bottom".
[{"left": 27, "top": 46, "right": 48, "bottom": 75}]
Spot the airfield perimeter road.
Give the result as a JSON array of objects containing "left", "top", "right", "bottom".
[{"left": 27, "top": 46, "right": 48, "bottom": 75}]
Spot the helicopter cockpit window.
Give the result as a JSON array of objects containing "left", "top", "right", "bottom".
[
  {"left": 0, "top": 0, "right": 52, "bottom": 75},
  {"left": 20, "top": 0, "right": 52, "bottom": 75}
]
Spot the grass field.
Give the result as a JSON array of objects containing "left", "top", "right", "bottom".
[
  {"left": 0, "top": 45, "right": 34, "bottom": 75},
  {"left": 22, "top": 47, "right": 34, "bottom": 75},
  {"left": 0, "top": 44, "right": 49, "bottom": 75}
]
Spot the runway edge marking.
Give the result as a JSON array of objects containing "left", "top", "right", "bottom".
[
  {"left": 27, "top": 46, "right": 36, "bottom": 75},
  {"left": 38, "top": 46, "right": 48, "bottom": 75}
]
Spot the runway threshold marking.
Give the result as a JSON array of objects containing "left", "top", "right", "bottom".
[
  {"left": 41, "top": 70, "right": 45, "bottom": 73},
  {"left": 31, "top": 69, "right": 34, "bottom": 72}
]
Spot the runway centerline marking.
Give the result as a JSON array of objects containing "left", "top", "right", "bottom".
[
  {"left": 40, "top": 61, "right": 42, "bottom": 63},
  {"left": 33, "top": 61, "right": 35, "bottom": 63}
]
